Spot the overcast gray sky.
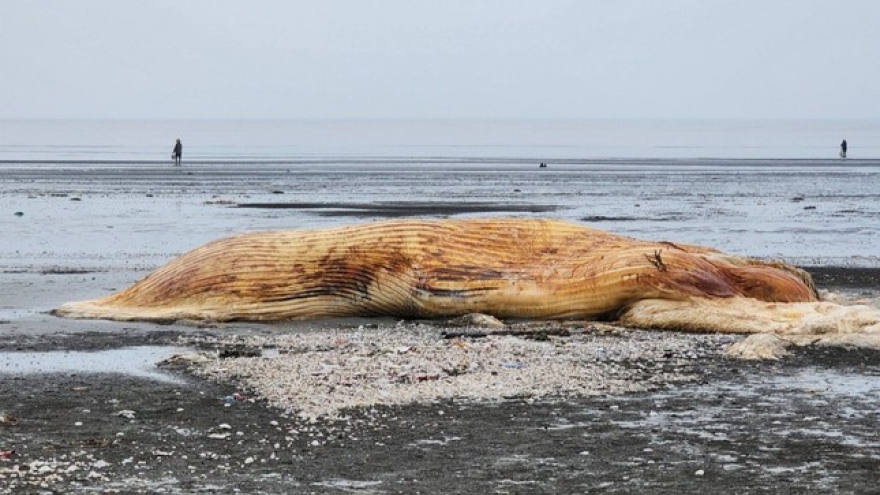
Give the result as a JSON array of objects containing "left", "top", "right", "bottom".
[{"left": 1, "top": 1, "right": 878, "bottom": 120}]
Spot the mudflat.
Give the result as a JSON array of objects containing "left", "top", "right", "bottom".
[{"left": 1, "top": 162, "right": 879, "bottom": 494}]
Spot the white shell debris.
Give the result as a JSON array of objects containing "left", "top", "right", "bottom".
[
  {"left": 115, "top": 410, "right": 136, "bottom": 419},
  {"left": 185, "top": 324, "right": 735, "bottom": 419}
]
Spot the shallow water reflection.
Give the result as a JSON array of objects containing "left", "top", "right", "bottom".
[{"left": 0, "top": 346, "right": 189, "bottom": 384}]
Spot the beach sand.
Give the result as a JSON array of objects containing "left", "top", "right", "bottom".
[{"left": 1, "top": 162, "right": 879, "bottom": 493}]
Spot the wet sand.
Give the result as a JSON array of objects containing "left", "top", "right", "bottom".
[{"left": 1, "top": 162, "right": 879, "bottom": 493}]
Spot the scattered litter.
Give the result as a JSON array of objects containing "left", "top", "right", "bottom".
[
  {"left": 222, "top": 392, "right": 248, "bottom": 405},
  {"left": 0, "top": 413, "right": 19, "bottom": 426}
]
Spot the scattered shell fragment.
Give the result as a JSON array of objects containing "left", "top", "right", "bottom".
[{"left": 183, "top": 325, "right": 736, "bottom": 419}]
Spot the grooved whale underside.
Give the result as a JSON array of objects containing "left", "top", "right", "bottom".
[{"left": 53, "top": 219, "right": 880, "bottom": 342}]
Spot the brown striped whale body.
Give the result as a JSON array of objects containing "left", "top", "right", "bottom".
[{"left": 53, "top": 218, "right": 830, "bottom": 330}]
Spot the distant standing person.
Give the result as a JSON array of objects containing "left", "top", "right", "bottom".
[
  {"left": 172, "top": 138, "right": 183, "bottom": 166},
  {"left": 840, "top": 139, "right": 847, "bottom": 159}
]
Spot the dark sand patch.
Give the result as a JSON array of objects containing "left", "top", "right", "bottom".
[
  {"left": 806, "top": 266, "right": 880, "bottom": 292},
  {"left": 235, "top": 201, "right": 559, "bottom": 217}
]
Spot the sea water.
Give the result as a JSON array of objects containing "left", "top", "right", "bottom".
[{"left": 1, "top": 119, "right": 880, "bottom": 162}]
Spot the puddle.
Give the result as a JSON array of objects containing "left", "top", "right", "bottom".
[
  {"left": 311, "top": 479, "right": 383, "bottom": 490},
  {"left": 0, "top": 346, "right": 190, "bottom": 384},
  {"left": 409, "top": 436, "right": 462, "bottom": 447},
  {"left": 592, "top": 367, "right": 880, "bottom": 467},
  {"left": 761, "top": 368, "right": 880, "bottom": 398}
]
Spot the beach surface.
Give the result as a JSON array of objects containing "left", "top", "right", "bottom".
[{"left": 1, "top": 160, "right": 880, "bottom": 493}]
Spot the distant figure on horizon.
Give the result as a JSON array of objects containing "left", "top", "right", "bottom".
[
  {"left": 840, "top": 139, "right": 847, "bottom": 159},
  {"left": 172, "top": 138, "right": 183, "bottom": 166}
]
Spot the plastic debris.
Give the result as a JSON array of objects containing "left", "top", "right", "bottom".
[
  {"left": 0, "top": 413, "right": 19, "bottom": 426},
  {"left": 223, "top": 392, "right": 248, "bottom": 404}
]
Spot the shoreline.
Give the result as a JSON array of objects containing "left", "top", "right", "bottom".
[
  {"left": 3, "top": 157, "right": 880, "bottom": 170},
  {"left": 2, "top": 162, "right": 879, "bottom": 493}
]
